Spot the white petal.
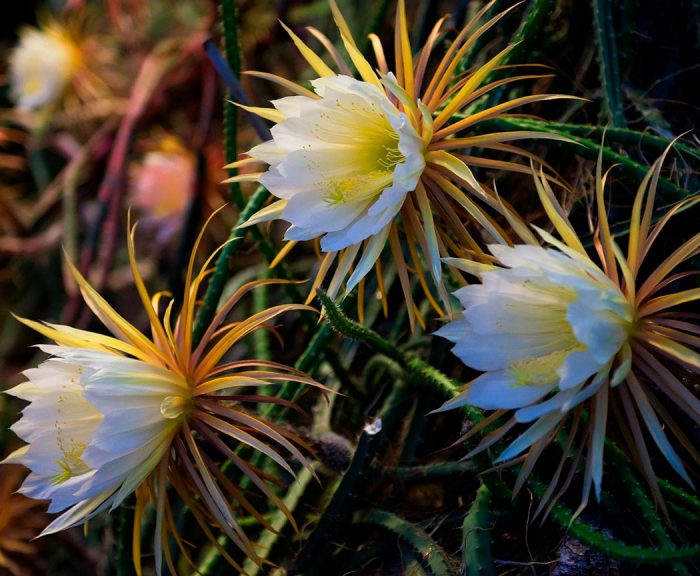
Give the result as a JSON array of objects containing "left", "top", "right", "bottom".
[
  {"left": 40, "top": 489, "right": 116, "bottom": 536},
  {"left": 556, "top": 348, "right": 602, "bottom": 390},
  {"left": 462, "top": 371, "right": 551, "bottom": 410},
  {"left": 567, "top": 299, "right": 628, "bottom": 364}
]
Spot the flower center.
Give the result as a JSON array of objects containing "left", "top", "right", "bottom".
[
  {"left": 51, "top": 441, "right": 89, "bottom": 485},
  {"left": 160, "top": 395, "right": 192, "bottom": 419},
  {"left": 507, "top": 345, "right": 584, "bottom": 387},
  {"left": 321, "top": 125, "right": 405, "bottom": 207}
]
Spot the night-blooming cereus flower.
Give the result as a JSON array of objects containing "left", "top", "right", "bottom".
[
  {"left": 9, "top": 22, "right": 82, "bottom": 111},
  {"left": 226, "top": 0, "right": 572, "bottom": 329},
  {"left": 3, "top": 212, "right": 325, "bottom": 575},
  {"left": 436, "top": 147, "right": 700, "bottom": 516}
]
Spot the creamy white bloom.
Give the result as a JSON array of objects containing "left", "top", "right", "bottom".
[
  {"left": 247, "top": 75, "right": 425, "bottom": 253},
  {"left": 436, "top": 244, "right": 633, "bottom": 427},
  {"left": 4, "top": 345, "right": 189, "bottom": 535},
  {"left": 9, "top": 25, "right": 80, "bottom": 110}
]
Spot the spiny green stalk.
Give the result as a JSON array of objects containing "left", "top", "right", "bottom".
[
  {"left": 530, "top": 479, "right": 700, "bottom": 563},
  {"left": 318, "top": 290, "right": 405, "bottom": 365},
  {"left": 375, "top": 461, "right": 476, "bottom": 480},
  {"left": 290, "top": 422, "right": 383, "bottom": 575},
  {"left": 361, "top": 355, "right": 404, "bottom": 391},
  {"left": 221, "top": 0, "right": 242, "bottom": 209},
  {"left": 607, "top": 442, "right": 688, "bottom": 576},
  {"left": 495, "top": 118, "right": 700, "bottom": 161},
  {"left": 467, "top": 117, "right": 690, "bottom": 201},
  {"left": 659, "top": 478, "right": 700, "bottom": 516},
  {"left": 401, "top": 543, "right": 432, "bottom": 576},
  {"left": 404, "top": 357, "right": 466, "bottom": 407},
  {"left": 317, "top": 290, "right": 483, "bottom": 423},
  {"left": 489, "top": 0, "right": 555, "bottom": 84},
  {"left": 354, "top": 509, "right": 456, "bottom": 576},
  {"left": 318, "top": 288, "right": 700, "bottom": 565},
  {"left": 192, "top": 185, "right": 267, "bottom": 346},
  {"left": 668, "top": 502, "right": 700, "bottom": 527},
  {"left": 462, "top": 483, "right": 496, "bottom": 576},
  {"left": 592, "top": 0, "right": 626, "bottom": 126},
  {"left": 296, "top": 320, "right": 336, "bottom": 373}
]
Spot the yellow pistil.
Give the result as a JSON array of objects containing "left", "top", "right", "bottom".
[
  {"left": 51, "top": 441, "right": 88, "bottom": 485},
  {"left": 507, "top": 346, "right": 585, "bottom": 387}
]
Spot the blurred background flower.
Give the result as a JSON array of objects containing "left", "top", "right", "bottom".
[{"left": 128, "top": 134, "right": 195, "bottom": 241}]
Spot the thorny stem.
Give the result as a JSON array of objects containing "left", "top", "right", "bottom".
[
  {"left": 290, "top": 421, "right": 383, "bottom": 574},
  {"left": 530, "top": 479, "right": 700, "bottom": 563},
  {"left": 467, "top": 117, "right": 691, "bottom": 201},
  {"left": 317, "top": 289, "right": 700, "bottom": 566},
  {"left": 607, "top": 441, "right": 689, "bottom": 576},
  {"left": 191, "top": 187, "right": 270, "bottom": 346}
]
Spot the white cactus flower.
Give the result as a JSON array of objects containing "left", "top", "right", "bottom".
[
  {"left": 248, "top": 75, "right": 425, "bottom": 258},
  {"left": 437, "top": 149, "right": 700, "bottom": 516},
  {"left": 437, "top": 244, "right": 633, "bottom": 418},
  {"left": 9, "top": 24, "right": 81, "bottom": 110}
]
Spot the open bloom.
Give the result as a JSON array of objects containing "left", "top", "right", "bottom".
[
  {"left": 227, "top": 0, "right": 571, "bottom": 329},
  {"left": 9, "top": 22, "right": 82, "bottom": 111},
  {"left": 437, "top": 147, "right": 700, "bottom": 515},
  {"left": 3, "top": 213, "right": 324, "bottom": 574}
]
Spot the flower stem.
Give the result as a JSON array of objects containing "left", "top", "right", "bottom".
[
  {"left": 289, "top": 421, "right": 383, "bottom": 575},
  {"left": 468, "top": 117, "right": 691, "bottom": 201},
  {"left": 192, "top": 185, "right": 269, "bottom": 346},
  {"left": 114, "top": 496, "right": 135, "bottom": 576},
  {"left": 530, "top": 478, "right": 700, "bottom": 563}
]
